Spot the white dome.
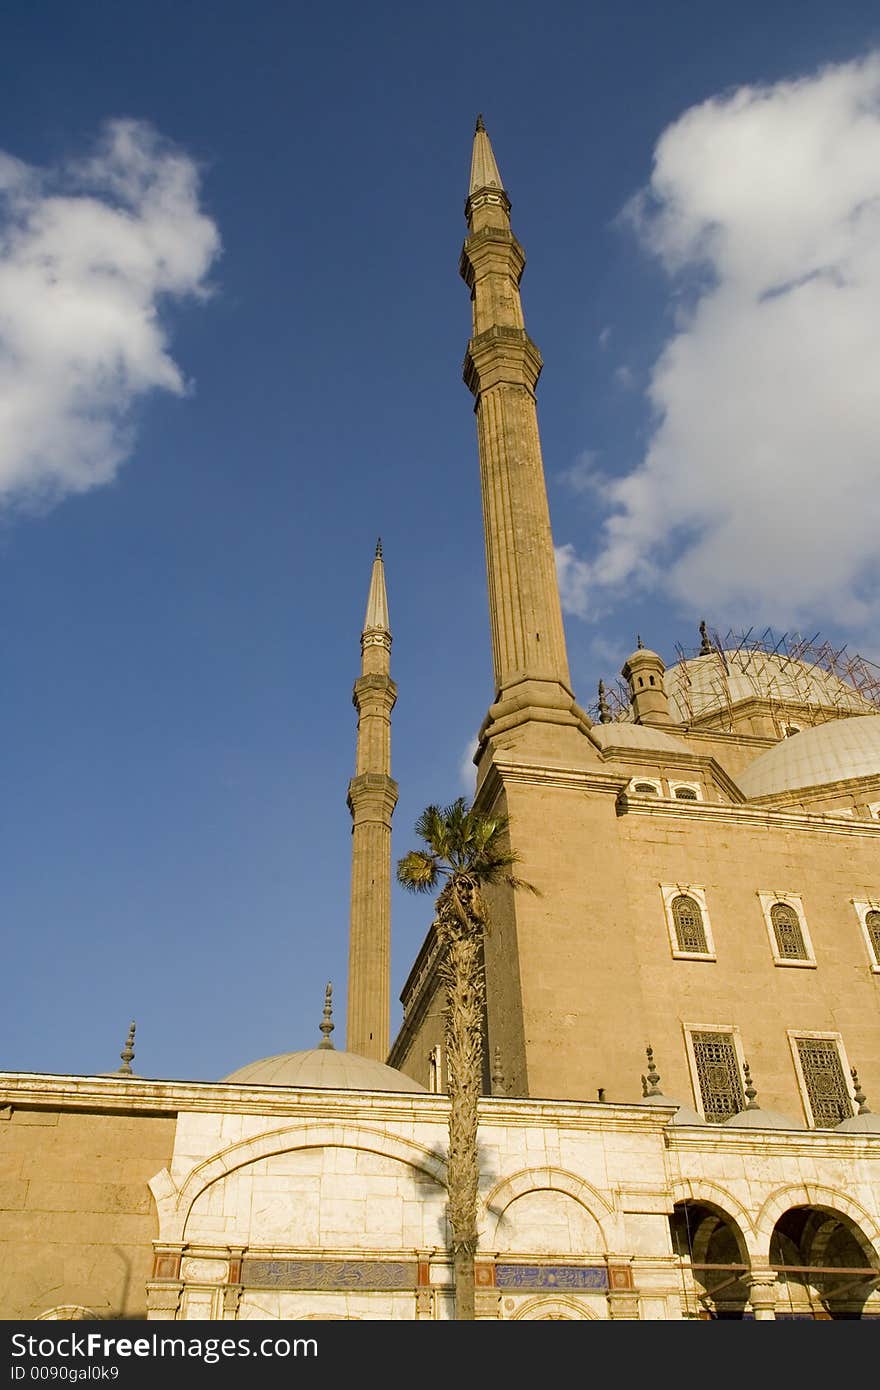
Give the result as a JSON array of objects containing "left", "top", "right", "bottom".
[
  {"left": 590, "top": 723, "right": 692, "bottom": 755},
  {"left": 222, "top": 1048, "right": 426, "bottom": 1092},
  {"left": 737, "top": 714, "right": 880, "bottom": 800},
  {"left": 724, "top": 1107, "right": 803, "bottom": 1130},
  {"left": 835, "top": 1111, "right": 880, "bottom": 1133},
  {"left": 638, "top": 1093, "right": 705, "bottom": 1125},
  {"left": 663, "top": 651, "right": 873, "bottom": 725}
]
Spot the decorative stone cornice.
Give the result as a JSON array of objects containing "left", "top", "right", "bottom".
[
  {"left": 616, "top": 787, "right": 880, "bottom": 835},
  {"left": 463, "top": 326, "right": 543, "bottom": 396},
  {"left": 666, "top": 1124, "right": 880, "bottom": 1157},
  {"left": 361, "top": 628, "right": 392, "bottom": 654},
  {"left": 464, "top": 185, "right": 512, "bottom": 225}
]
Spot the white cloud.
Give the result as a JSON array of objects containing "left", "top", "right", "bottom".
[
  {"left": 563, "top": 53, "right": 880, "bottom": 630},
  {"left": 557, "top": 449, "right": 605, "bottom": 498},
  {"left": 613, "top": 364, "right": 635, "bottom": 389},
  {"left": 0, "top": 119, "right": 220, "bottom": 510},
  {"left": 556, "top": 543, "right": 593, "bottom": 619},
  {"left": 458, "top": 736, "right": 478, "bottom": 792}
]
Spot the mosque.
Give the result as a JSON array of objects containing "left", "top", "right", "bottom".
[{"left": 2, "top": 119, "right": 880, "bottom": 1322}]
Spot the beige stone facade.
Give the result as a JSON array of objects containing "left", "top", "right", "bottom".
[{"left": 0, "top": 1096, "right": 174, "bottom": 1319}]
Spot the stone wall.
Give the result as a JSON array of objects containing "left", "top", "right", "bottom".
[{"left": 0, "top": 1099, "right": 175, "bottom": 1319}]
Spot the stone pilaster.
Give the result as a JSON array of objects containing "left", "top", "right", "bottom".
[
  {"left": 606, "top": 1262, "right": 640, "bottom": 1319},
  {"left": 474, "top": 1259, "right": 501, "bottom": 1318}
]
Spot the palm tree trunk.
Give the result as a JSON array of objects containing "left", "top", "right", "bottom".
[{"left": 441, "top": 923, "right": 484, "bottom": 1321}]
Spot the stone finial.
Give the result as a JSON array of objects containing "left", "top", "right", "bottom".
[
  {"left": 117, "top": 1021, "right": 136, "bottom": 1075},
  {"left": 319, "top": 982, "right": 335, "bottom": 1050},
  {"left": 375, "top": 537, "right": 382, "bottom": 559},
  {"left": 851, "top": 1067, "right": 870, "bottom": 1115},
  {"left": 597, "top": 679, "right": 612, "bottom": 725},
  {"left": 491, "top": 1044, "right": 505, "bottom": 1096},
  {"left": 699, "top": 619, "right": 713, "bottom": 656},
  {"left": 644, "top": 1045, "right": 662, "bottom": 1096},
  {"left": 640, "top": 1074, "right": 649, "bottom": 1098},
  {"left": 475, "top": 113, "right": 485, "bottom": 133},
  {"left": 743, "top": 1060, "right": 760, "bottom": 1109},
  {"left": 636, "top": 634, "right": 644, "bottom": 649}
]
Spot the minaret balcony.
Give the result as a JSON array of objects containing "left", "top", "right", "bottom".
[
  {"left": 459, "top": 226, "right": 526, "bottom": 291},
  {"left": 463, "top": 326, "right": 543, "bottom": 396},
  {"left": 352, "top": 673, "right": 397, "bottom": 714},
  {"left": 346, "top": 773, "right": 399, "bottom": 822}
]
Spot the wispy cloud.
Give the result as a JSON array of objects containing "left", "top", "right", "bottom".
[
  {"left": 557, "top": 449, "right": 606, "bottom": 498},
  {"left": 0, "top": 119, "right": 220, "bottom": 511},
  {"left": 458, "top": 736, "right": 478, "bottom": 792},
  {"left": 562, "top": 53, "right": 880, "bottom": 630}
]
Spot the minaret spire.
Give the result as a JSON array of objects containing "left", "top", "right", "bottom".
[
  {"left": 346, "top": 541, "right": 398, "bottom": 1061},
  {"left": 460, "top": 117, "right": 591, "bottom": 759}
]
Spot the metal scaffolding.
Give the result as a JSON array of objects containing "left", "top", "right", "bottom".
[{"left": 589, "top": 627, "right": 880, "bottom": 729}]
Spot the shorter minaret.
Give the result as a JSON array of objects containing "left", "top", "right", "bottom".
[
  {"left": 621, "top": 642, "right": 673, "bottom": 726},
  {"left": 346, "top": 541, "right": 398, "bottom": 1061}
]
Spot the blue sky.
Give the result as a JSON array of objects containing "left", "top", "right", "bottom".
[{"left": 2, "top": 1, "right": 880, "bottom": 1081}]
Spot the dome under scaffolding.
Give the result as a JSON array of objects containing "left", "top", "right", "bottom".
[{"left": 592, "top": 629, "right": 880, "bottom": 733}]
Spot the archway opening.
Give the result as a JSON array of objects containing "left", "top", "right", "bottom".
[
  {"left": 670, "top": 1201, "right": 750, "bottom": 1319},
  {"left": 770, "top": 1206, "right": 880, "bottom": 1319}
]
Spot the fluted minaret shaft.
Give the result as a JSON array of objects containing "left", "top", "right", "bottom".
[
  {"left": 346, "top": 542, "right": 398, "bottom": 1060},
  {"left": 460, "top": 118, "right": 589, "bottom": 746}
]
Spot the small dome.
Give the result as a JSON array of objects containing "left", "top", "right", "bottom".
[
  {"left": 223, "top": 982, "right": 425, "bottom": 1092},
  {"left": 737, "top": 714, "right": 880, "bottom": 800},
  {"left": 638, "top": 1093, "right": 705, "bottom": 1125},
  {"left": 835, "top": 1111, "right": 880, "bottom": 1133},
  {"left": 724, "top": 1107, "right": 803, "bottom": 1130},
  {"left": 222, "top": 1048, "right": 426, "bottom": 1092},
  {"left": 590, "top": 723, "right": 692, "bottom": 754}
]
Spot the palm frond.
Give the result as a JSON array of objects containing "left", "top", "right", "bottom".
[
  {"left": 404, "top": 799, "right": 535, "bottom": 895},
  {"left": 396, "top": 849, "right": 441, "bottom": 893}
]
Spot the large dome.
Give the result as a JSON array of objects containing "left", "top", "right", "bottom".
[
  {"left": 737, "top": 714, "right": 880, "bottom": 800},
  {"left": 222, "top": 1048, "right": 426, "bottom": 1092},
  {"left": 663, "top": 650, "right": 874, "bottom": 725}
]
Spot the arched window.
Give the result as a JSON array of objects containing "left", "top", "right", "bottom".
[
  {"left": 634, "top": 781, "right": 659, "bottom": 796},
  {"left": 674, "top": 786, "right": 698, "bottom": 801},
  {"left": 770, "top": 902, "right": 807, "bottom": 959},
  {"left": 866, "top": 910, "right": 880, "bottom": 966},
  {"left": 672, "top": 895, "right": 709, "bottom": 954}
]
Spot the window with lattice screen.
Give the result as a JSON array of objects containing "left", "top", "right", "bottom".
[
  {"left": 674, "top": 785, "right": 698, "bottom": 800},
  {"left": 690, "top": 1032, "right": 744, "bottom": 1123},
  {"left": 866, "top": 910, "right": 880, "bottom": 966},
  {"left": 671, "top": 895, "right": 709, "bottom": 954},
  {"left": 794, "top": 1037, "right": 853, "bottom": 1126},
  {"left": 770, "top": 901, "right": 808, "bottom": 960}
]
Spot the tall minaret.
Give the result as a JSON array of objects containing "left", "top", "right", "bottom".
[
  {"left": 460, "top": 116, "right": 591, "bottom": 755},
  {"left": 346, "top": 540, "right": 398, "bottom": 1060}
]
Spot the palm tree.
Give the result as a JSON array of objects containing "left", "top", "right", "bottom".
[{"left": 396, "top": 797, "right": 534, "bottom": 1320}]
